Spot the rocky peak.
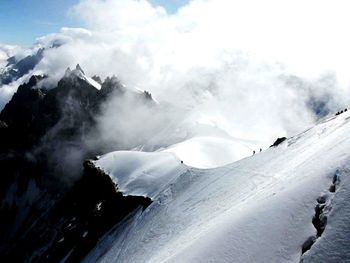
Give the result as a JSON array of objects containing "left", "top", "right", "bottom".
[
  {"left": 64, "top": 67, "right": 72, "bottom": 77},
  {"left": 100, "top": 75, "right": 123, "bottom": 94},
  {"left": 27, "top": 74, "right": 45, "bottom": 87},
  {"left": 63, "top": 64, "right": 86, "bottom": 80},
  {"left": 92, "top": 75, "right": 102, "bottom": 84},
  {"left": 75, "top": 64, "right": 84, "bottom": 74}
]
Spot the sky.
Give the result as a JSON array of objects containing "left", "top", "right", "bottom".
[{"left": 0, "top": 0, "right": 188, "bottom": 45}]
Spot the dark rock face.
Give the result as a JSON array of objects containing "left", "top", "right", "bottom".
[
  {"left": 92, "top": 75, "right": 102, "bottom": 84},
  {"left": 0, "top": 75, "right": 49, "bottom": 151},
  {"left": 0, "top": 66, "right": 154, "bottom": 262},
  {"left": 270, "top": 137, "right": 287, "bottom": 147},
  {"left": 1, "top": 161, "right": 151, "bottom": 263}
]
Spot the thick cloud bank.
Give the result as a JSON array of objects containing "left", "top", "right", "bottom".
[{"left": 3, "top": 0, "right": 350, "bottom": 150}]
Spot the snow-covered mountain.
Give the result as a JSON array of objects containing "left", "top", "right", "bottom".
[
  {"left": 83, "top": 110, "right": 350, "bottom": 263},
  {"left": 1, "top": 60, "right": 349, "bottom": 263}
]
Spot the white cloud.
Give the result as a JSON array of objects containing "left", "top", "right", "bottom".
[
  {"left": 69, "top": 0, "right": 350, "bottom": 80},
  {"left": 0, "top": 44, "right": 22, "bottom": 67},
  {"left": 3, "top": 0, "right": 350, "bottom": 149}
]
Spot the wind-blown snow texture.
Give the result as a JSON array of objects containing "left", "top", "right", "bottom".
[
  {"left": 94, "top": 151, "right": 186, "bottom": 199},
  {"left": 84, "top": 110, "right": 350, "bottom": 263}
]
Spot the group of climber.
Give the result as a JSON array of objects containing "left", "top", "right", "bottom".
[
  {"left": 252, "top": 148, "right": 262, "bottom": 155},
  {"left": 251, "top": 108, "right": 349, "bottom": 157},
  {"left": 335, "top": 108, "right": 348, "bottom": 116}
]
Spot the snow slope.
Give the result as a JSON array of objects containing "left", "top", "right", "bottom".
[{"left": 85, "top": 111, "right": 350, "bottom": 263}]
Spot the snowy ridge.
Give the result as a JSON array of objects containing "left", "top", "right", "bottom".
[
  {"left": 94, "top": 151, "right": 187, "bottom": 199},
  {"left": 93, "top": 135, "right": 255, "bottom": 199},
  {"left": 85, "top": 111, "right": 350, "bottom": 263}
]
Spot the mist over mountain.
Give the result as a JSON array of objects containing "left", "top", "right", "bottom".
[
  {"left": 1, "top": 0, "right": 350, "bottom": 262},
  {"left": 3, "top": 0, "right": 350, "bottom": 149}
]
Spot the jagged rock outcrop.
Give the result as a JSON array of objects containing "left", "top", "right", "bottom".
[{"left": 270, "top": 137, "right": 287, "bottom": 147}]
